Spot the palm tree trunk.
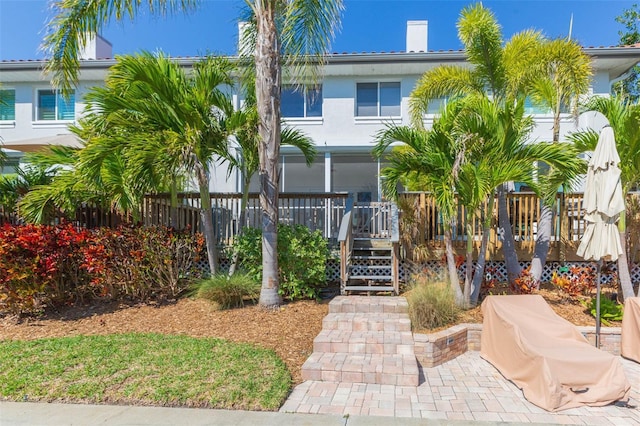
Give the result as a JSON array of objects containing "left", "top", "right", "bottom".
[
  {"left": 530, "top": 202, "right": 553, "bottom": 288},
  {"left": 255, "top": 3, "right": 282, "bottom": 308},
  {"left": 444, "top": 222, "right": 464, "bottom": 307},
  {"left": 195, "top": 161, "right": 217, "bottom": 276},
  {"left": 463, "top": 212, "right": 473, "bottom": 307},
  {"left": 618, "top": 212, "right": 635, "bottom": 300},
  {"left": 470, "top": 194, "right": 495, "bottom": 306},
  {"left": 497, "top": 184, "right": 521, "bottom": 284}
]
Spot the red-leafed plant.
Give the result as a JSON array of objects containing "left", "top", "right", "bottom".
[{"left": 0, "top": 223, "right": 203, "bottom": 316}]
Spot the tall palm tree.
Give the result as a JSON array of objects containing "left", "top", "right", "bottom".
[
  {"left": 569, "top": 96, "right": 640, "bottom": 299},
  {"left": 75, "top": 52, "right": 237, "bottom": 275},
  {"left": 377, "top": 94, "right": 579, "bottom": 307},
  {"left": 226, "top": 99, "right": 317, "bottom": 276},
  {"left": 526, "top": 38, "right": 592, "bottom": 285},
  {"left": 409, "top": 3, "right": 588, "bottom": 286},
  {"left": 43, "top": 0, "right": 343, "bottom": 307},
  {"left": 374, "top": 117, "right": 464, "bottom": 306}
]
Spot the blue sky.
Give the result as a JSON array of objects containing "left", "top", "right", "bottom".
[{"left": 0, "top": 0, "right": 636, "bottom": 61}]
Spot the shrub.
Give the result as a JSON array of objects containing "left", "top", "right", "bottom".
[
  {"left": 191, "top": 273, "right": 260, "bottom": 309},
  {"left": 551, "top": 265, "right": 596, "bottom": 296},
  {"left": 512, "top": 268, "right": 536, "bottom": 294},
  {"left": 89, "top": 226, "right": 204, "bottom": 301},
  {"left": 582, "top": 297, "right": 624, "bottom": 326},
  {"left": 232, "top": 224, "right": 330, "bottom": 300},
  {"left": 0, "top": 223, "right": 94, "bottom": 315},
  {"left": 0, "top": 223, "right": 203, "bottom": 316},
  {"left": 406, "top": 276, "right": 461, "bottom": 330}
]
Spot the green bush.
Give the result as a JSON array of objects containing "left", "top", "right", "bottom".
[
  {"left": 406, "top": 277, "right": 461, "bottom": 330},
  {"left": 582, "top": 296, "right": 624, "bottom": 326},
  {"left": 232, "top": 224, "right": 330, "bottom": 300},
  {"left": 191, "top": 273, "right": 260, "bottom": 309}
]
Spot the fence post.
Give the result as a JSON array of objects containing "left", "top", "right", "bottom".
[{"left": 558, "top": 192, "right": 568, "bottom": 263}]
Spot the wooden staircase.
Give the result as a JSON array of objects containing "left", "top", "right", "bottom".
[{"left": 338, "top": 200, "right": 400, "bottom": 294}]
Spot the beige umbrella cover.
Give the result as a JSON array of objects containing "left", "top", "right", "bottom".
[
  {"left": 577, "top": 126, "right": 625, "bottom": 262},
  {"left": 577, "top": 126, "right": 626, "bottom": 349}
]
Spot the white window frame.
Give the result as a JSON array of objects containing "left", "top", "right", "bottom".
[
  {"left": 281, "top": 84, "right": 323, "bottom": 123},
  {"left": 33, "top": 88, "right": 76, "bottom": 126},
  {"left": 0, "top": 87, "right": 16, "bottom": 128},
  {"left": 355, "top": 81, "right": 402, "bottom": 120}
]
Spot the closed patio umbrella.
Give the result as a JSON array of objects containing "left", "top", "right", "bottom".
[{"left": 577, "top": 126, "right": 625, "bottom": 347}]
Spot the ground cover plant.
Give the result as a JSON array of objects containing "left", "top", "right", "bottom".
[
  {"left": 191, "top": 273, "right": 260, "bottom": 309},
  {"left": 0, "top": 333, "right": 290, "bottom": 410}
]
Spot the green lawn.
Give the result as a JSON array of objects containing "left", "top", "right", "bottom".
[{"left": 0, "top": 333, "right": 290, "bottom": 410}]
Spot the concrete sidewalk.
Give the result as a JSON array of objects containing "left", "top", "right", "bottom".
[{"left": 0, "top": 401, "right": 551, "bottom": 426}]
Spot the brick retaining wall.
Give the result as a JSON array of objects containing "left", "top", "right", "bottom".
[{"left": 414, "top": 324, "right": 621, "bottom": 367}]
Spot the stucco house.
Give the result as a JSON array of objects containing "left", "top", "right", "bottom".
[{"left": 1, "top": 22, "right": 640, "bottom": 199}]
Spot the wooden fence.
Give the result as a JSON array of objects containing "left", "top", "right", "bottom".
[
  {"left": 5, "top": 191, "right": 636, "bottom": 263},
  {"left": 141, "top": 192, "right": 350, "bottom": 245},
  {"left": 398, "top": 192, "right": 591, "bottom": 261}
]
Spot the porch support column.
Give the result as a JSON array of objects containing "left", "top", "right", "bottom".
[
  {"left": 324, "top": 151, "right": 332, "bottom": 239},
  {"left": 324, "top": 151, "right": 331, "bottom": 192},
  {"left": 281, "top": 155, "right": 285, "bottom": 192},
  {"left": 377, "top": 158, "right": 382, "bottom": 202}
]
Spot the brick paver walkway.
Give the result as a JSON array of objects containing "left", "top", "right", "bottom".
[
  {"left": 283, "top": 351, "right": 640, "bottom": 424},
  {"left": 285, "top": 295, "right": 640, "bottom": 424}
]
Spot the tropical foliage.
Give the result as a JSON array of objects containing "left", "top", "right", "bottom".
[
  {"left": 232, "top": 224, "right": 331, "bottom": 301},
  {"left": 376, "top": 3, "right": 585, "bottom": 307},
  {"left": 0, "top": 223, "right": 203, "bottom": 316},
  {"left": 43, "top": 0, "right": 344, "bottom": 308}
]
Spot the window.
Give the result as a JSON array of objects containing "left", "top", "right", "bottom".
[
  {"left": 426, "top": 97, "right": 447, "bottom": 115},
  {"left": 0, "top": 89, "right": 15, "bottom": 121},
  {"left": 356, "top": 82, "right": 401, "bottom": 117},
  {"left": 523, "top": 97, "right": 559, "bottom": 115},
  {"left": 37, "top": 89, "right": 75, "bottom": 121},
  {"left": 281, "top": 85, "right": 322, "bottom": 118}
]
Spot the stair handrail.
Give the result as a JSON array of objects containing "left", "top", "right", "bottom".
[
  {"left": 338, "top": 197, "right": 355, "bottom": 293},
  {"left": 390, "top": 202, "right": 400, "bottom": 294}
]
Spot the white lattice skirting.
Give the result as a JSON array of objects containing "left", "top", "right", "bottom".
[{"left": 197, "top": 256, "right": 640, "bottom": 286}]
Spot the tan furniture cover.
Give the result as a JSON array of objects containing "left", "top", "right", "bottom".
[
  {"left": 622, "top": 297, "right": 640, "bottom": 363},
  {"left": 481, "top": 295, "right": 630, "bottom": 411}
]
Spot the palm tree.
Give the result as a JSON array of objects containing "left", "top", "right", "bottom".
[
  {"left": 374, "top": 115, "right": 464, "bottom": 306},
  {"left": 43, "top": 0, "right": 343, "bottom": 308},
  {"left": 526, "top": 38, "right": 592, "bottom": 285},
  {"left": 0, "top": 163, "right": 55, "bottom": 217},
  {"left": 377, "top": 94, "right": 580, "bottom": 307},
  {"left": 226, "top": 98, "right": 317, "bottom": 276},
  {"left": 73, "top": 101, "right": 189, "bottom": 227},
  {"left": 569, "top": 96, "right": 640, "bottom": 299},
  {"left": 409, "top": 3, "right": 589, "bottom": 286},
  {"left": 17, "top": 145, "right": 106, "bottom": 224},
  {"left": 75, "top": 52, "right": 237, "bottom": 276}
]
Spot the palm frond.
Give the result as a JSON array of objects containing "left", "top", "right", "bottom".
[
  {"left": 42, "top": 0, "right": 197, "bottom": 93},
  {"left": 457, "top": 3, "right": 505, "bottom": 96}
]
